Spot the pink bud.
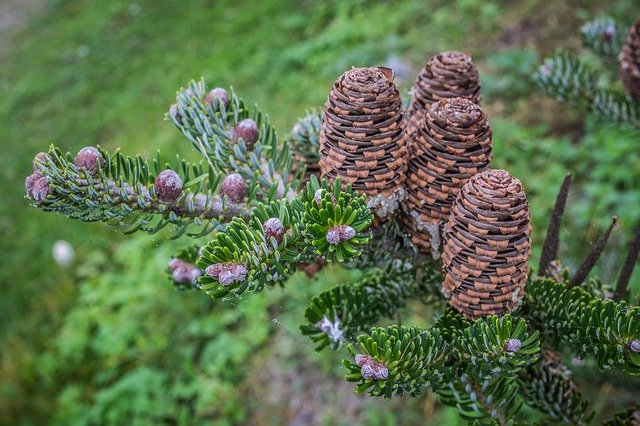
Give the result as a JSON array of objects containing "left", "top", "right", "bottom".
[
  {"left": 326, "top": 225, "right": 356, "bottom": 245},
  {"left": 233, "top": 118, "right": 259, "bottom": 149},
  {"left": 204, "top": 87, "right": 229, "bottom": 108},
  {"left": 630, "top": 339, "right": 640, "bottom": 353},
  {"left": 154, "top": 169, "right": 183, "bottom": 202},
  {"left": 355, "top": 354, "right": 372, "bottom": 367},
  {"left": 205, "top": 262, "right": 247, "bottom": 286},
  {"left": 168, "top": 258, "right": 184, "bottom": 270},
  {"left": 263, "top": 217, "right": 285, "bottom": 243},
  {"left": 74, "top": 147, "right": 105, "bottom": 175},
  {"left": 220, "top": 173, "right": 246, "bottom": 203},
  {"left": 32, "top": 152, "right": 50, "bottom": 171},
  {"left": 505, "top": 339, "right": 522, "bottom": 353},
  {"left": 31, "top": 176, "right": 51, "bottom": 203}
]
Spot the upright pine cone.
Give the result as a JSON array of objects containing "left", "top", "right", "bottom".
[
  {"left": 442, "top": 169, "right": 531, "bottom": 319},
  {"left": 406, "top": 51, "right": 482, "bottom": 137},
  {"left": 403, "top": 98, "right": 492, "bottom": 252},
  {"left": 319, "top": 67, "right": 407, "bottom": 196},
  {"left": 620, "top": 18, "right": 640, "bottom": 100}
]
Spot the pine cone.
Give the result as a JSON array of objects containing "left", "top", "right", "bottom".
[
  {"left": 403, "top": 98, "right": 492, "bottom": 252},
  {"left": 620, "top": 18, "right": 640, "bottom": 100},
  {"left": 406, "top": 51, "right": 481, "bottom": 137},
  {"left": 319, "top": 67, "right": 407, "bottom": 196},
  {"left": 442, "top": 169, "right": 531, "bottom": 319}
]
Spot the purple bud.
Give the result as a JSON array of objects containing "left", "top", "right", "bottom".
[
  {"left": 629, "top": 339, "right": 640, "bottom": 353},
  {"left": 168, "top": 258, "right": 184, "bottom": 270},
  {"left": 189, "top": 267, "right": 202, "bottom": 282},
  {"left": 505, "top": 339, "right": 522, "bottom": 353},
  {"left": 32, "top": 152, "right": 50, "bottom": 171},
  {"left": 154, "top": 169, "right": 183, "bottom": 202},
  {"left": 25, "top": 171, "right": 43, "bottom": 198},
  {"left": 205, "top": 262, "right": 247, "bottom": 286},
  {"left": 326, "top": 225, "right": 356, "bottom": 245},
  {"left": 220, "top": 173, "right": 246, "bottom": 203},
  {"left": 233, "top": 118, "right": 259, "bottom": 149},
  {"left": 204, "top": 87, "right": 229, "bottom": 108},
  {"left": 359, "top": 357, "right": 388, "bottom": 380},
  {"left": 31, "top": 176, "right": 51, "bottom": 203},
  {"left": 74, "top": 147, "right": 105, "bottom": 175},
  {"left": 263, "top": 217, "right": 285, "bottom": 243},
  {"left": 354, "top": 353, "right": 372, "bottom": 367},
  {"left": 169, "top": 103, "right": 182, "bottom": 121}
]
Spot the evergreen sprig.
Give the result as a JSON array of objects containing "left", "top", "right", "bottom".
[
  {"left": 580, "top": 16, "right": 628, "bottom": 58},
  {"left": 169, "top": 79, "right": 296, "bottom": 201},
  {"left": 525, "top": 279, "right": 640, "bottom": 374},
  {"left": 301, "top": 264, "right": 442, "bottom": 350},
  {"left": 533, "top": 52, "right": 598, "bottom": 103},
  {"left": 30, "top": 145, "right": 249, "bottom": 237}
]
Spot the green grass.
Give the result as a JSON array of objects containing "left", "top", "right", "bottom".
[{"left": 1, "top": 0, "right": 639, "bottom": 423}]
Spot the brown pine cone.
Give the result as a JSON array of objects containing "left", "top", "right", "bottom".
[
  {"left": 620, "top": 18, "right": 640, "bottom": 100},
  {"left": 319, "top": 67, "right": 407, "bottom": 197},
  {"left": 442, "top": 169, "right": 531, "bottom": 319},
  {"left": 406, "top": 51, "right": 482, "bottom": 138},
  {"left": 403, "top": 98, "right": 492, "bottom": 252}
]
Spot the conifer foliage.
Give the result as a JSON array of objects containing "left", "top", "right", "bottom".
[{"left": 24, "top": 30, "right": 640, "bottom": 424}]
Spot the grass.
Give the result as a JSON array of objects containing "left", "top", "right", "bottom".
[{"left": 1, "top": 0, "right": 639, "bottom": 423}]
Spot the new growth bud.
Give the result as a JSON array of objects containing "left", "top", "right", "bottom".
[
  {"left": 220, "top": 173, "right": 246, "bottom": 203},
  {"left": 233, "top": 118, "right": 259, "bottom": 149},
  {"left": 354, "top": 353, "right": 389, "bottom": 380},
  {"left": 629, "top": 339, "right": 640, "bottom": 353},
  {"left": 263, "top": 217, "right": 285, "bottom": 243},
  {"left": 154, "top": 169, "right": 183, "bottom": 202},
  {"left": 74, "top": 146, "right": 105, "bottom": 175},
  {"left": 25, "top": 170, "right": 51, "bottom": 203},
  {"left": 204, "top": 87, "right": 229, "bottom": 108},
  {"left": 505, "top": 339, "right": 522, "bottom": 353},
  {"left": 205, "top": 262, "right": 247, "bottom": 286},
  {"left": 326, "top": 225, "right": 356, "bottom": 245},
  {"left": 32, "top": 152, "right": 50, "bottom": 171},
  {"left": 168, "top": 258, "right": 202, "bottom": 284}
]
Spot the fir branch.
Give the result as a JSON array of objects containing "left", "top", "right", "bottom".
[
  {"left": 533, "top": 52, "right": 598, "bottom": 104},
  {"left": 168, "top": 79, "right": 296, "bottom": 201},
  {"left": 539, "top": 174, "right": 572, "bottom": 277},
  {"left": 592, "top": 89, "right": 640, "bottom": 128},
  {"left": 301, "top": 264, "right": 442, "bottom": 350},
  {"left": 569, "top": 216, "right": 617, "bottom": 287},
  {"left": 525, "top": 279, "right": 640, "bottom": 374},
  {"left": 580, "top": 16, "right": 628, "bottom": 59},
  {"left": 519, "top": 350, "right": 594, "bottom": 425},
  {"left": 27, "top": 145, "right": 250, "bottom": 237}
]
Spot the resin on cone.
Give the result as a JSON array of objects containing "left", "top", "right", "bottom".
[
  {"left": 403, "top": 98, "right": 493, "bottom": 252},
  {"left": 620, "top": 18, "right": 640, "bottom": 100},
  {"left": 406, "top": 51, "right": 482, "bottom": 139},
  {"left": 442, "top": 169, "right": 531, "bottom": 319},
  {"left": 319, "top": 67, "right": 407, "bottom": 197}
]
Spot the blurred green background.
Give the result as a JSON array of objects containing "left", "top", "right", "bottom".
[{"left": 1, "top": 0, "right": 639, "bottom": 424}]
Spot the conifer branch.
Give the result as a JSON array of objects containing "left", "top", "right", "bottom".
[{"left": 580, "top": 16, "right": 628, "bottom": 59}]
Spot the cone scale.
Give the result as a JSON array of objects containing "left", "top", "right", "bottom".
[{"left": 442, "top": 169, "right": 531, "bottom": 319}]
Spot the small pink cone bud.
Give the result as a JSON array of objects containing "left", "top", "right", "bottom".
[
  {"left": 168, "top": 258, "right": 184, "bottom": 270},
  {"left": 204, "top": 87, "right": 229, "bottom": 108},
  {"left": 355, "top": 354, "right": 372, "bottom": 367},
  {"left": 169, "top": 103, "right": 181, "bottom": 121},
  {"left": 263, "top": 217, "right": 285, "bottom": 243},
  {"left": 326, "top": 225, "right": 357, "bottom": 245},
  {"left": 205, "top": 262, "right": 247, "bottom": 286},
  {"left": 74, "top": 147, "right": 105, "bottom": 175},
  {"left": 154, "top": 169, "right": 183, "bottom": 202},
  {"left": 220, "top": 173, "right": 246, "bottom": 203},
  {"left": 32, "top": 152, "right": 50, "bottom": 171},
  {"left": 629, "top": 339, "right": 640, "bottom": 353},
  {"left": 358, "top": 356, "right": 389, "bottom": 380},
  {"left": 31, "top": 177, "right": 51, "bottom": 203},
  {"left": 314, "top": 189, "right": 323, "bottom": 208},
  {"left": 25, "top": 171, "right": 44, "bottom": 198},
  {"left": 505, "top": 339, "right": 522, "bottom": 353},
  {"left": 233, "top": 118, "right": 259, "bottom": 148}
]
